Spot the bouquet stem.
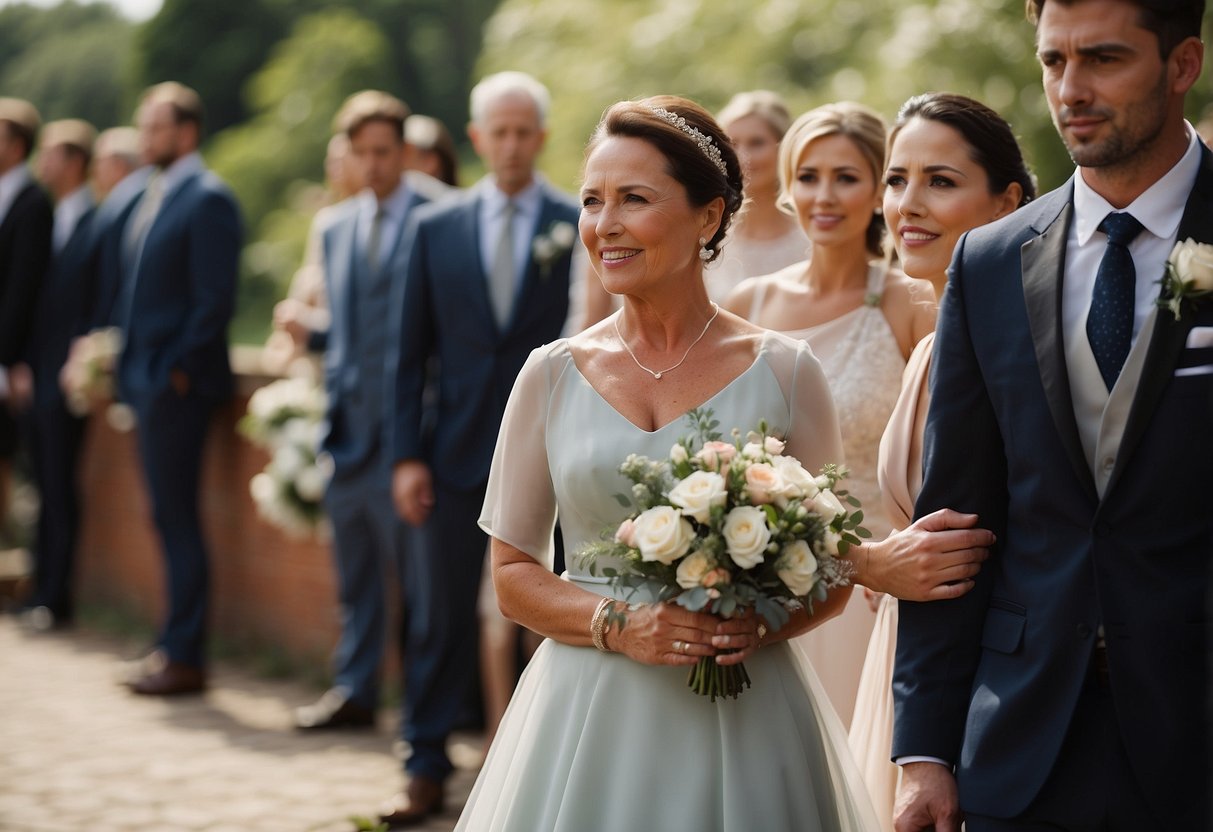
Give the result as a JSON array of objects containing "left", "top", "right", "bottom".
[{"left": 687, "top": 654, "right": 751, "bottom": 701}]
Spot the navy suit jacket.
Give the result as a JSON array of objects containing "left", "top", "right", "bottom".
[
  {"left": 893, "top": 148, "right": 1213, "bottom": 826},
  {"left": 0, "top": 180, "right": 53, "bottom": 368},
  {"left": 116, "top": 168, "right": 241, "bottom": 401},
  {"left": 388, "top": 181, "right": 579, "bottom": 492},
  {"left": 26, "top": 202, "right": 99, "bottom": 410},
  {"left": 319, "top": 189, "right": 428, "bottom": 476}
]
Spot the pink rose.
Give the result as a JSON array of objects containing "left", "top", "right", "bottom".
[
  {"left": 695, "top": 440, "right": 736, "bottom": 471},
  {"left": 702, "top": 568, "right": 732, "bottom": 588},
  {"left": 615, "top": 518, "right": 637, "bottom": 547},
  {"left": 744, "top": 463, "right": 784, "bottom": 505}
]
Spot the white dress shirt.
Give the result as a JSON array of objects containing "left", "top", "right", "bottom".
[
  {"left": 478, "top": 176, "right": 543, "bottom": 292},
  {"left": 357, "top": 176, "right": 412, "bottom": 268},
  {"left": 52, "top": 185, "right": 93, "bottom": 253}
]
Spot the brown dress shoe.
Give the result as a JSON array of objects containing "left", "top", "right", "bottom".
[
  {"left": 294, "top": 688, "right": 375, "bottom": 730},
  {"left": 377, "top": 776, "right": 445, "bottom": 828},
  {"left": 126, "top": 655, "right": 206, "bottom": 696}
]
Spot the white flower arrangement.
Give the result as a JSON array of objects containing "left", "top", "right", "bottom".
[
  {"left": 532, "top": 220, "right": 577, "bottom": 279},
  {"left": 1158, "top": 238, "right": 1213, "bottom": 321},
  {"left": 239, "top": 378, "right": 330, "bottom": 538},
  {"left": 61, "top": 327, "right": 123, "bottom": 417},
  {"left": 580, "top": 408, "right": 865, "bottom": 700}
]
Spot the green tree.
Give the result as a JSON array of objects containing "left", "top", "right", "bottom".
[
  {"left": 205, "top": 8, "right": 396, "bottom": 344},
  {"left": 134, "top": 0, "right": 292, "bottom": 134},
  {"left": 0, "top": 2, "right": 135, "bottom": 129},
  {"left": 478, "top": 0, "right": 1213, "bottom": 195}
]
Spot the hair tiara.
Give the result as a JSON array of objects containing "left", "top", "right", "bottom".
[{"left": 648, "top": 106, "right": 728, "bottom": 177}]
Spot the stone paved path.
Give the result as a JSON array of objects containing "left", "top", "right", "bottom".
[{"left": 0, "top": 618, "right": 481, "bottom": 831}]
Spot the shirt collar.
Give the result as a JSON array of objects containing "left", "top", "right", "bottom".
[
  {"left": 1073, "top": 123, "right": 1202, "bottom": 245},
  {"left": 157, "top": 151, "right": 205, "bottom": 198},
  {"left": 59, "top": 184, "right": 93, "bottom": 216},
  {"left": 479, "top": 174, "right": 543, "bottom": 219},
  {"left": 359, "top": 175, "right": 410, "bottom": 223},
  {"left": 0, "top": 163, "right": 33, "bottom": 220}
]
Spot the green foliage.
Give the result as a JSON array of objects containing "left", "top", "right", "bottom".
[
  {"left": 480, "top": 0, "right": 1213, "bottom": 195},
  {"left": 207, "top": 9, "right": 396, "bottom": 344},
  {"left": 0, "top": 2, "right": 134, "bottom": 129}
]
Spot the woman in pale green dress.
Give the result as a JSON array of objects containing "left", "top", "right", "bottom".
[{"left": 459, "top": 96, "right": 879, "bottom": 831}]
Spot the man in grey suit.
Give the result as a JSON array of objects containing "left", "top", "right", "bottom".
[
  {"left": 288, "top": 91, "right": 430, "bottom": 731},
  {"left": 894, "top": 1, "right": 1211, "bottom": 829}
]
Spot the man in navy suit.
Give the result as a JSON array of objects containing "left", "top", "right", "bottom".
[
  {"left": 284, "top": 91, "right": 431, "bottom": 731},
  {"left": 894, "top": 2, "right": 1211, "bottom": 830},
  {"left": 381, "top": 71, "right": 580, "bottom": 825},
  {"left": 116, "top": 82, "right": 242, "bottom": 696},
  {"left": 0, "top": 98, "right": 52, "bottom": 544},
  {"left": 15, "top": 119, "right": 99, "bottom": 630}
]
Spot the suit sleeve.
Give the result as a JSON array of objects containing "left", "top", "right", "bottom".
[
  {"left": 173, "top": 188, "right": 242, "bottom": 379},
  {"left": 892, "top": 230, "right": 1008, "bottom": 763},
  {"left": 387, "top": 213, "right": 436, "bottom": 464},
  {"left": 0, "top": 191, "right": 53, "bottom": 365}
]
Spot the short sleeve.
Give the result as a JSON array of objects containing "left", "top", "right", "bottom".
[
  {"left": 762, "top": 333, "right": 845, "bottom": 475},
  {"left": 478, "top": 343, "right": 562, "bottom": 569}
]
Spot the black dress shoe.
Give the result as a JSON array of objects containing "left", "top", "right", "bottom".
[
  {"left": 294, "top": 688, "right": 375, "bottom": 730},
  {"left": 377, "top": 776, "right": 445, "bottom": 827}
]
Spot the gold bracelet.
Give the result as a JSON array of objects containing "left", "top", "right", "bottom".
[{"left": 590, "top": 596, "right": 613, "bottom": 652}]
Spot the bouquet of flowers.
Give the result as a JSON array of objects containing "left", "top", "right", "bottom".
[
  {"left": 579, "top": 408, "right": 866, "bottom": 701},
  {"left": 238, "top": 378, "right": 330, "bottom": 538},
  {"left": 60, "top": 327, "right": 123, "bottom": 417}
]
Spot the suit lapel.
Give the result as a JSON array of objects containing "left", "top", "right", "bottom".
[
  {"left": 329, "top": 210, "right": 360, "bottom": 352},
  {"left": 1105, "top": 146, "right": 1213, "bottom": 496},
  {"left": 459, "top": 193, "right": 499, "bottom": 334},
  {"left": 1021, "top": 189, "right": 1099, "bottom": 499}
]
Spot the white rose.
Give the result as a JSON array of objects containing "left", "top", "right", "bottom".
[
  {"left": 632, "top": 506, "right": 695, "bottom": 565},
  {"left": 777, "top": 540, "right": 819, "bottom": 596},
  {"left": 250, "top": 471, "right": 277, "bottom": 503},
  {"left": 549, "top": 221, "right": 577, "bottom": 248},
  {"left": 772, "top": 455, "right": 819, "bottom": 500},
  {"left": 668, "top": 470, "right": 727, "bottom": 523},
  {"left": 763, "top": 436, "right": 785, "bottom": 455},
  {"left": 813, "top": 528, "right": 843, "bottom": 558},
  {"left": 741, "top": 441, "right": 766, "bottom": 460},
  {"left": 669, "top": 443, "right": 689, "bottom": 465},
  {"left": 272, "top": 444, "right": 307, "bottom": 479},
  {"left": 532, "top": 236, "right": 557, "bottom": 262},
  {"left": 808, "top": 489, "right": 846, "bottom": 522},
  {"left": 722, "top": 506, "right": 772, "bottom": 569},
  {"left": 1172, "top": 238, "right": 1213, "bottom": 291},
  {"left": 294, "top": 466, "right": 328, "bottom": 502},
  {"left": 676, "top": 551, "right": 714, "bottom": 589}
]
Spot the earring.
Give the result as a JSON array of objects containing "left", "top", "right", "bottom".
[{"left": 698, "top": 237, "right": 712, "bottom": 262}]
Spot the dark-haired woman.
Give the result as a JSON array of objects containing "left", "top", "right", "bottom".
[
  {"left": 459, "top": 95, "right": 879, "bottom": 831},
  {"left": 849, "top": 92, "right": 1035, "bottom": 830}
]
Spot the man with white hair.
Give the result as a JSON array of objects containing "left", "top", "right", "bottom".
[{"left": 381, "top": 70, "right": 580, "bottom": 826}]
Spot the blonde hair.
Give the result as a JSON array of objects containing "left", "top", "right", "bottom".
[
  {"left": 778, "top": 101, "right": 887, "bottom": 256},
  {"left": 717, "top": 90, "right": 793, "bottom": 140}
]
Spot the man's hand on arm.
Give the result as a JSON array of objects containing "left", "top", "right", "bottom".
[
  {"left": 392, "top": 460, "right": 434, "bottom": 527},
  {"left": 894, "top": 761, "right": 962, "bottom": 832}
]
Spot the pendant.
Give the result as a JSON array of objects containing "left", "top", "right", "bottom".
[{"left": 653, "top": 372, "right": 662, "bottom": 380}]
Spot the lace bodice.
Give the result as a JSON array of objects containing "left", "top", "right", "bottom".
[{"left": 771, "top": 266, "right": 905, "bottom": 539}]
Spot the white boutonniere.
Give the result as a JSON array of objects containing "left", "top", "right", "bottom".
[
  {"left": 532, "top": 221, "right": 577, "bottom": 280},
  {"left": 1158, "top": 238, "right": 1213, "bottom": 321}
]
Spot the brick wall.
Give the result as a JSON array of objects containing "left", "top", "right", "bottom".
[{"left": 74, "top": 349, "right": 400, "bottom": 678}]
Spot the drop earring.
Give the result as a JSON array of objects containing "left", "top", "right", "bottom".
[{"left": 698, "top": 237, "right": 712, "bottom": 262}]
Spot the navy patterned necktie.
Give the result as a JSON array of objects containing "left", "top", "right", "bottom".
[{"left": 1086, "top": 212, "right": 1144, "bottom": 391}]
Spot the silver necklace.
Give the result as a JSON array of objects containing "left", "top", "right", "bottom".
[{"left": 613, "top": 303, "right": 721, "bottom": 380}]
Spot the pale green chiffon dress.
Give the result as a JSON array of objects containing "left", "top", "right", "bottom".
[{"left": 464, "top": 330, "right": 880, "bottom": 831}]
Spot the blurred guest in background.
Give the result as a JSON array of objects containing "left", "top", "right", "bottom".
[
  {"left": 404, "top": 113, "right": 460, "bottom": 197},
  {"left": 0, "top": 98, "right": 52, "bottom": 552},
  {"left": 116, "top": 82, "right": 242, "bottom": 697},
  {"left": 91, "top": 127, "right": 142, "bottom": 203}
]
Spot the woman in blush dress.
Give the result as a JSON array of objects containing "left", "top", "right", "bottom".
[
  {"left": 704, "top": 90, "right": 810, "bottom": 302},
  {"left": 848, "top": 93, "right": 1035, "bottom": 830},
  {"left": 724, "top": 102, "right": 935, "bottom": 728},
  {"left": 457, "top": 95, "right": 879, "bottom": 832}
]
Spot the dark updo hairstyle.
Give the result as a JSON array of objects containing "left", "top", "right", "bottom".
[
  {"left": 889, "top": 93, "right": 1036, "bottom": 208},
  {"left": 586, "top": 95, "right": 744, "bottom": 263}
]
